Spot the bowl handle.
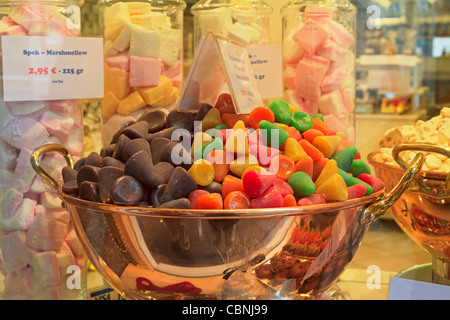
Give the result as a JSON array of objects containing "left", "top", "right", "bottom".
[
  {"left": 360, "top": 151, "right": 425, "bottom": 225},
  {"left": 30, "top": 143, "right": 74, "bottom": 191}
]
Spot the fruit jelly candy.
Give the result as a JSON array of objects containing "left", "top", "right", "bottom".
[
  {"left": 230, "top": 154, "right": 259, "bottom": 177},
  {"left": 243, "top": 170, "right": 276, "bottom": 198},
  {"left": 201, "top": 108, "right": 223, "bottom": 131},
  {"left": 284, "top": 137, "right": 307, "bottom": 162},
  {"left": 110, "top": 175, "right": 144, "bottom": 206},
  {"left": 272, "top": 178, "right": 294, "bottom": 197},
  {"left": 194, "top": 193, "right": 223, "bottom": 209},
  {"left": 299, "top": 139, "right": 324, "bottom": 162},
  {"left": 248, "top": 106, "right": 275, "bottom": 130},
  {"left": 222, "top": 175, "right": 245, "bottom": 199},
  {"left": 194, "top": 137, "right": 223, "bottom": 160},
  {"left": 347, "top": 184, "right": 367, "bottom": 200},
  {"left": 268, "top": 99, "right": 291, "bottom": 124},
  {"left": 222, "top": 113, "right": 249, "bottom": 129},
  {"left": 311, "top": 117, "right": 330, "bottom": 134},
  {"left": 124, "top": 150, "right": 164, "bottom": 188},
  {"left": 294, "top": 156, "right": 314, "bottom": 178},
  {"left": 269, "top": 155, "right": 295, "bottom": 180},
  {"left": 357, "top": 173, "right": 384, "bottom": 192},
  {"left": 188, "top": 159, "right": 215, "bottom": 186},
  {"left": 290, "top": 111, "right": 313, "bottom": 133},
  {"left": 224, "top": 120, "right": 249, "bottom": 155},
  {"left": 191, "top": 131, "right": 213, "bottom": 157},
  {"left": 188, "top": 190, "right": 210, "bottom": 208},
  {"left": 315, "top": 159, "right": 338, "bottom": 189},
  {"left": 258, "top": 120, "right": 289, "bottom": 148},
  {"left": 330, "top": 145, "right": 358, "bottom": 172},
  {"left": 287, "top": 171, "right": 316, "bottom": 199},
  {"left": 250, "top": 188, "right": 284, "bottom": 208},
  {"left": 312, "top": 135, "right": 342, "bottom": 158},
  {"left": 302, "top": 128, "right": 324, "bottom": 143},
  {"left": 161, "top": 167, "right": 198, "bottom": 202},
  {"left": 242, "top": 165, "right": 267, "bottom": 178},
  {"left": 350, "top": 159, "right": 371, "bottom": 177},
  {"left": 337, "top": 168, "right": 373, "bottom": 196},
  {"left": 315, "top": 173, "right": 348, "bottom": 201},
  {"left": 249, "top": 144, "right": 280, "bottom": 167},
  {"left": 206, "top": 150, "right": 231, "bottom": 182},
  {"left": 297, "top": 194, "right": 326, "bottom": 206},
  {"left": 312, "top": 113, "right": 324, "bottom": 122},
  {"left": 224, "top": 191, "right": 251, "bottom": 209},
  {"left": 215, "top": 93, "right": 233, "bottom": 110},
  {"left": 283, "top": 194, "right": 297, "bottom": 207}
]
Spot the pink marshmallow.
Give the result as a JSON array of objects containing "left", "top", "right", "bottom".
[
  {"left": 0, "top": 188, "right": 23, "bottom": 219},
  {"left": 1, "top": 16, "right": 17, "bottom": 26},
  {"left": 29, "top": 277, "right": 61, "bottom": 300},
  {"left": 14, "top": 148, "right": 37, "bottom": 193},
  {"left": 340, "top": 87, "right": 355, "bottom": 113},
  {"left": 317, "top": 90, "right": 345, "bottom": 115},
  {"left": 65, "top": 124, "right": 84, "bottom": 157},
  {"left": 7, "top": 100, "right": 45, "bottom": 116},
  {"left": 64, "top": 228, "right": 84, "bottom": 257},
  {"left": 1, "top": 231, "right": 36, "bottom": 273},
  {"left": 162, "top": 60, "right": 182, "bottom": 78},
  {"left": 105, "top": 51, "right": 130, "bottom": 71},
  {"left": 283, "top": 67, "right": 296, "bottom": 91},
  {"left": 1, "top": 117, "right": 49, "bottom": 150},
  {"left": 40, "top": 110, "right": 75, "bottom": 143},
  {"left": 283, "top": 35, "right": 304, "bottom": 64},
  {"left": 9, "top": 5, "right": 42, "bottom": 30},
  {"left": 293, "top": 19, "right": 330, "bottom": 53},
  {"left": 3, "top": 267, "right": 34, "bottom": 300},
  {"left": 298, "top": 98, "right": 319, "bottom": 115},
  {"left": 170, "top": 72, "right": 182, "bottom": 88},
  {"left": 35, "top": 204, "right": 70, "bottom": 225},
  {"left": 31, "top": 175, "right": 54, "bottom": 194},
  {"left": 27, "top": 20, "right": 77, "bottom": 37},
  {"left": 305, "top": 6, "right": 334, "bottom": 19},
  {"left": 0, "top": 139, "right": 18, "bottom": 170},
  {"left": 129, "top": 55, "right": 161, "bottom": 87},
  {"left": 321, "top": 64, "right": 349, "bottom": 92},
  {"left": 46, "top": 100, "right": 79, "bottom": 116},
  {"left": 0, "top": 24, "right": 27, "bottom": 35},
  {"left": 294, "top": 55, "right": 330, "bottom": 101},
  {"left": 323, "top": 113, "right": 347, "bottom": 133},
  {"left": 1, "top": 198, "right": 36, "bottom": 232},
  {"left": 328, "top": 19, "right": 355, "bottom": 49},
  {"left": 316, "top": 39, "right": 347, "bottom": 61},
  {"left": 30, "top": 251, "right": 61, "bottom": 286},
  {"left": 26, "top": 215, "right": 69, "bottom": 251},
  {"left": 40, "top": 191, "right": 63, "bottom": 209}
]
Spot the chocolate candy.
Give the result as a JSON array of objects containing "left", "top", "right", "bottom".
[
  {"left": 150, "top": 137, "right": 171, "bottom": 164},
  {"left": 161, "top": 167, "right": 197, "bottom": 203},
  {"left": 74, "top": 157, "right": 86, "bottom": 171},
  {"left": 79, "top": 181, "right": 101, "bottom": 202},
  {"left": 159, "top": 141, "right": 192, "bottom": 169},
  {"left": 122, "top": 138, "right": 151, "bottom": 162},
  {"left": 154, "top": 162, "right": 175, "bottom": 184},
  {"left": 62, "top": 166, "right": 77, "bottom": 183},
  {"left": 124, "top": 150, "right": 164, "bottom": 188},
  {"left": 98, "top": 166, "right": 124, "bottom": 203},
  {"left": 109, "top": 120, "right": 135, "bottom": 144},
  {"left": 167, "top": 110, "right": 195, "bottom": 132},
  {"left": 159, "top": 198, "right": 191, "bottom": 209},
  {"left": 121, "top": 121, "right": 149, "bottom": 139},
  {"left": 101, "top": 156, "right": 126, "bottom": 169},
  {"left": 140, "top": 110, "right": 167, "bottom": 133},
  {"left": 194, "top": 103, "right": 213, "bottom": 121},
  {"left": 62, "top": 180, "right": 79, "bottom": 195},
  {"left": 112, "top": 134, "right": 131, "bottom": 161},
  {"left": 150, "top": 184, "right": 166, "bottom": 207},
  {"left": 101, "top": 143, "right": 116, "bottom": 158},
  {"left": 146, "top": 126, "right": 179, "bottom": 143},
  {"left": 110, "top": 175, "right": 144, "bottom": 206},
  {"left": 85, "top": 152, "right": 103, "bottom": 167},
  {"left": 77, "top": 165, "right": 100, "bottom": 186}
]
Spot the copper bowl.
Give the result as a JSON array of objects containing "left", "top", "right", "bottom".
[
  {"left": 30, "top": 144, "right": 425, "bottom": 300},
  {"left": 368, "top": 143, "right": 450, "bottom": 286}
]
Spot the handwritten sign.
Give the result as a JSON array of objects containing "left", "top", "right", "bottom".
[{"left": 2, "top": 36, "right": 103, "bottom": 101}]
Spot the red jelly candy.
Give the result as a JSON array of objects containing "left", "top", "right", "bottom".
[
  {"left": 243, "top": 170, "right": 276, "bottom": 198},
  {"left": 357, "top": 173, "right": 384, "bottom": 192},
  {"left": 297, "top": 194, "right": 326, "bottom": 206},
  {"left": 272, "top": 177, "right": 294, "bottom": 197},
  {"left": 283, "top": 194, "right": 297, "bottom": 207},
  {"left": 188, "top": 189, "right": 210, "bottom": 208},
  {"left": 250, "top": 188, "right": 284, "bottom": 208},
  {"left": 347, "top": 184, "right": 367, "bottom": 199}
]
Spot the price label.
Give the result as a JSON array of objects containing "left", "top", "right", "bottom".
[{"left": 2, "top": 36, "right": 104, "bottom": 101}]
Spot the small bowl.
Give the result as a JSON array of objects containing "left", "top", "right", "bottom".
[
  {"left": 30, "top": 144, "right": 425, "bottom": 299},
  {"left": 368, "top": 143, "right": 450, "bottom": 286}
]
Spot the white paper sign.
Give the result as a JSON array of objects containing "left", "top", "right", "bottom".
[
  {"left": 2, "top": 36, "right": 104, "bottom": 101},
  {"left": 389, "top": 277, "right": 450, "bottom": 300},
  {"left": 247, "top": 45, "right": 283, "bottom": 100}
]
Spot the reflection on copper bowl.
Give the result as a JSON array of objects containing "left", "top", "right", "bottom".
[
  {"left": 30, "top": 144, "right": 424, "bottom": 300},
  {"left": 368, "top": 143, "right": 450, "bottom": 286}
]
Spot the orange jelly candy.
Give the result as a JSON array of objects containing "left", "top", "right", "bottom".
[
  {"left": 270, "top": 155, "right": 295, "bottom": 180},
  {"left": 224, "top": 191, "right": 251, "bottom": 209}
]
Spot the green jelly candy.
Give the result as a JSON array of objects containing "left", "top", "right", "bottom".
[
  {"left": 312, "top": 114, "right": 324, "bottom": 122},
  {"left": 259, "top": 120, "right": 289, "bottom": 148},
  {"left": 288, "top": 171, "right": 316, "bottom": 199},
  {"left": 350, "top": 159, "right": 371, "bottom": 177},
  {"left": 194, "top": 138, "right": 223, "bottom": 160},
  {"left": 290, "top": 111, "right": 313, "bottom": 133},
  {"left": 330, "top": 146, "right": 358, "bottom": 172},
  {"left": 337, "top": 168, "right": 373, "bottom": 196},
  {"left": 268, "top": 99, "right": 291, "bottom": 124},
  {"left": 214, "top": 123, "right": 227, "bottom": 130}
]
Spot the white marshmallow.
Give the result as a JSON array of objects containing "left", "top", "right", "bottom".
[
  {"left": 129, "top": 27, "right": 161, "bottom": 58},
  {"left": 7, "top": 100, "right": 45, "bottom": 116},
  {"left": 0, "top": 187, "right": 23, "bottom": 219},
  {"left": 112, "top": 23, "right": 134, "bottom": 52},
  {"left": 1, "top": 231, "right": 36, "bottom": 273},
  {"left": 1, "top": 117, "right": 49, "bottom": 150},
  {"left": 227, "top": 22, "right": 261, "bottom": 46},
  {"left": 198, "top": 8, "right": 233, "bottom": 38},
  {"left": 30, "top": 251, "right": 61, "bottom": 286},
  {"left": 160, "top": 27, "right": 181, "bottom": 66},
  {"left": 0, "top": 198, "right": 36, "bottom": 231},
  {"left": 26, "top": 214, "right": 69, "bottom": 251}
]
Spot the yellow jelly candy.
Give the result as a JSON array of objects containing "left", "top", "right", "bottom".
[
  {"left": 284, "top": 137, "right": 307, "bottom": 162},
  {"left": 191, "top": 131, "right": 213, "bottom": 158},
  {"left": 274, "top": 122, "right": 290, "bottom": 131},
  {"left": 315, "top": 159, "right": 337, "bottom": 188},
  {"left": 225, "top": 120, "right": 249, "bottom": 155},
  {"left": 315, "top": 173, "right": 348, "bottom": 201},
  {"left": 289, "top": 104, "right": 298, "bottom": 113},
  {"left": 312, "top": 135, "right": 342, "bottom": 158},
  {"left": 201, "top": 108, "right": 222, "bottom": 131},
  {"left": 230, "top": 154, "right": 258, "bottom": 177},
  {"left": 242, "top": 165, "right": 267, "bottom": 178},
  {"left": 188, "top": 159, "right": 215, "bottom": 186}
]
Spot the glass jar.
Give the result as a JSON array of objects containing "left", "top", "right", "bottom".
[
  {"left": 281, "top": 0, "right": 357, "bottom": 143},
  {"left": 99, "top": 0, "right": 186, "bottom": 146},
  {"left": 0, "top": 1, "right": 87, "bottom": 300},
  {"left": 191, "top": 0, "right": 273, "bottom": 51}
]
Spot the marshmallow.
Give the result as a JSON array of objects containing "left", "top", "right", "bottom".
[
  {"left": 105, "top": 64, "right": 131, "bottom": 99},
  {"left": 294, "top": 55, "right": 330, "bottom": 101},
  {"left": 293, "top": 19, "right": 330, "bottom": 53},
  {"left": 3, "top": 267, "right": 34, "bottom": 300},
  {"left": 0, "top": 24, "right": 26, "bottom": 36},
  {"left": 0, "top": 187, "right": 23, "bottom": 219},
  {"left": 26, "top": 214, "right": 69, "bottom": 251},
  {"left": 117, "top": 91, "right": 147, "bottom": 115},
  {"left": 1, "top": 117, "right": 49, "bottom": 150},
  {"left": 321, "top": 64, "right": 349, "bottom": 92},
  {"left": 318, "top": 90, "right": 345, "bottom": 115},
  {"left": 283, "top": 66, "right": 296, "bottom": 91},
  {"left": 30, "top": 251, "right": 61, "bottom": 286},
  {"left": 0, "top": 198, "right": 36, "bottom": 231},
  {"left": 65, "top": 124, "right": 83, "bottom": 157},
  {"left": 112, "top": 23, "right": 134, "bottom": 52},
  {"left": 27, "top": 20, "right": 78, "bottom": 37},
  {"left": 104, "top": 40, "right": 119, "bottom": 57},
  {"left": 40, "top": 191, "right": 63, "bottom": 209},
  {"left": 64, "top": 227, "right": 84, "bottom": 257},
  {"left": 129, "top": 55, "right": 161, "bottom": 87},
  {"left": 126, "top": 2, "right": 152, "bottom": 15},
  {"left": 14, "top": 148, "right": 37, "bottom": 193},
  {"left": 40, "top": 110, "right": 75, "bottom": 143},
  {"left": 31, "top": 175, "right": 56, "bottom": 194},
  {"left": 160, "top": 27, "right": 181, "bottom": 66},
  {"left": 0, "top": 139, "right": 18, "bottom": 169},
  {"left": 9, "top": 5, "right": 42, "bottom": 30},
  {"left": 283, "top": 34, "right": 304, "bottom": 64},
  {"left": 162, "top": 60, "right": 182, "bottom": 78},
  {"left": 104, "top": 2, "right": 132, "bottom": 41},
  {"left": 198, "top": 8, "right": 233, "bottom": 38},
  {"left": 328, "top": 19, "right": 355, "bottom": 49},
  {"left": 138, "top": 75, "right": 173, "bottom": 105},
  {"left": 316, "top": 39, "right": 347, "bottom": 61},
  {"left": 105, "top": 51, "right": 130, "bottom": 71},
  {"left": 7, "top": 100, "right": 45, "bottom": 116},
  {"left": 152, "top": 87, "right": 178, "bottom": 108},
  {"left": 46, "top": 99, "right": 79, "bottom": 116},
  {"left": 34, "top": 204, "right": 70, "bottom": 225},
  {"left": 29, "top": 276, "right": 61, "bottom": 300},
  {"left": 102, "top": 91, "right": 120, "bottom": 119},
  {"left": 227, "top": 22, "right": 261, "bottom": 46},
  {"left": 323, "top": 113, "right": 347, "bottom": 133},
  {"left": 129, "top": 27, "right": 161, "bottom": 58},
  {"left": 130, "top": 12, "right": 170, "bottom": 30},
  {"left": 1, "top": 231, "right": 36, "bottom": 273}
]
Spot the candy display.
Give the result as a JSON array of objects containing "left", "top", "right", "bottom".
[
  {"left": 191, "top": 0, "right": 272, "bottom": 50},
  {"left": 100, "top": 0, "right": 186, "bottom": 146},
  {"left": 281, "top": 2, "right": 356, "bottom": 142},
  {"left": 0, "top": 3, "right": 86, "bottom": 300},
  {"left": 373, "top": 107, "right": 450, "bottom": 173},
  {"left": 60, "top": 94, "right": 383, "bottom": 211}
]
